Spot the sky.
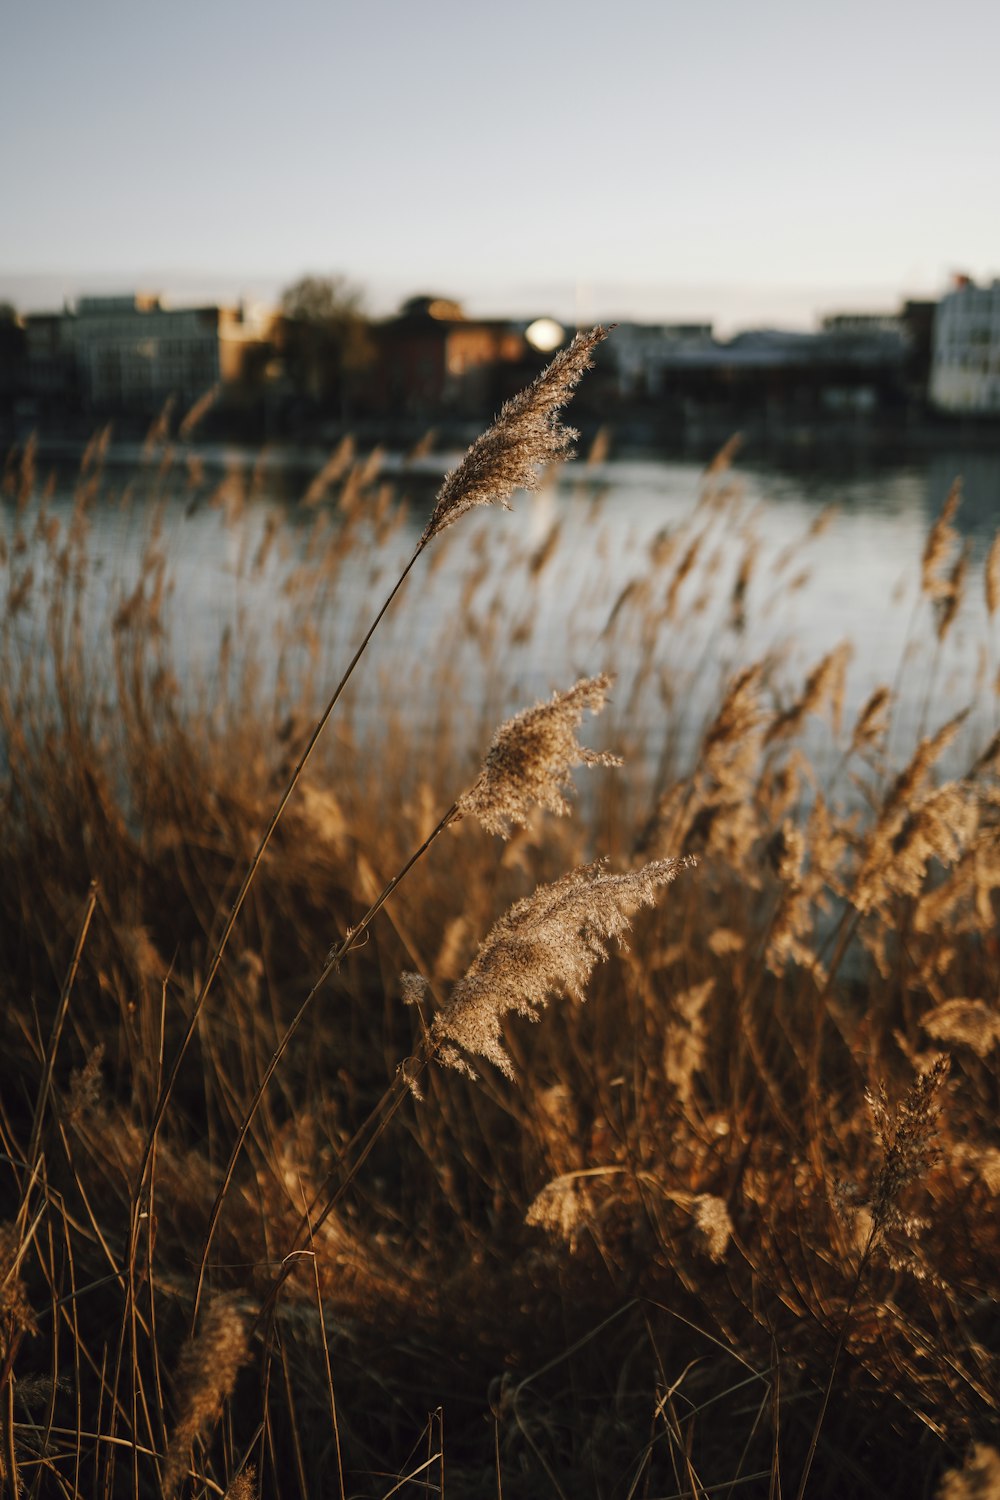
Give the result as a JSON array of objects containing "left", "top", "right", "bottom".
[{"left": 3, "top": 0, "right": 998, "bottom": 332}]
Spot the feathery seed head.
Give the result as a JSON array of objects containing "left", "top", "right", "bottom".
[
  {"left": 937, "top": 1443, "right": 1000, "bottom": 1500},
  {"left": 766, "top": 642, "right": 851, "bottom": 743},
  {"left": 419, "top": 326, "right": 609, "bottom": 547},
  {"left": 457, "top": 674, "right": 621, "bottom": 837},
  {"left": 400, "top": 972, "right": 430, "bottom": 1007},
  {"left": 432, "top": 857, "right": 694, "bottom": 1079},
  {"left": 851, "top": 685, "right": 891, "bottom": 753},
  {"left": 986, "top": 530, "right": 1000, "bottom": 617},
  {"left": 922, "top": 479, "right": 961, "bottom": 599},
  {"left": 855, "top": 766, "right": 975, "bottom": 914},
  {"left": 921, "top": 998, "right": 1000, "bottom": 1057},
  {"left": 664, "top": 979, "right": 715, "bottom": 1100},
  {"left": 224, "top": 1470, "right": 259, "bottom": 1500},
  {"left": 0, "top": 1222, "right": 37, "bottom": 1357},
  {"left": 64, "top": 1043, "right": 105, "bottom": 1126},
  {"left": 866, "top": 1054, "right": 950, "bottom": 1241},
  {"left": 936, "top": 541, "right": 970, "bottom": 641},
  {"left": 701, "top": 666, "right": 766, "bottom": 780},
  {"left": 976, "top": 1149, "right": 1000, "bottom": 1194},
  {"left": 691, "top": 1194, "right": 733, "bottom": 1263},
  {"left": 526, "top": 1173, "right": 593, "bottom": 1250},
  {"left": 886, "top": 711, "right": 967, "bottom": 816},
  {"left": 164, "top": 1295, "right": 250, "bottom": 1498}
]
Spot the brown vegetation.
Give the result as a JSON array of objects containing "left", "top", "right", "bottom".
[{"left": 1, "top": 355, "right": 999, "bottom": 1498}]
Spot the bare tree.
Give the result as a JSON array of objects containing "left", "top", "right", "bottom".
[{"left": 279, "top": 274, "right": 374, "bottom": 419}]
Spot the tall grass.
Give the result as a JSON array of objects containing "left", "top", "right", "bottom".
[{"left": 1, "top": 357, "right": 999, "bottom": 1499}]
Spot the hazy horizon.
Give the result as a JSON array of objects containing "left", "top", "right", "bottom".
[
  {"left": 0, "top": 267, "right": 955, "bottom": 337},
  {"left": 4, "top": 0, "right": 998, "bottom": 335}
]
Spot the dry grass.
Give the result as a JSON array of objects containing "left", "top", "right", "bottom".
[{"left": 1, "top": 377, "right": 999, "bottom": 1498}]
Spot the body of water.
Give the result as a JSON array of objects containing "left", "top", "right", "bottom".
[{"left": 3, "top": 440, "right": 1000, "bottom": 781}]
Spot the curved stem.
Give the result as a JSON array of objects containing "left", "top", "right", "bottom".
[
  {"left": 248, "top": 1050, "right": 431, "bottom": 1339},
  {"left": 190, "top": 802, "right": 459, "bottom": 1329},
  {"left": 297, "top": 1049, "right": 429, "bottom": 1248},
  {"left": 131, "top": 542, "right": 425, "bottom": 1218}
]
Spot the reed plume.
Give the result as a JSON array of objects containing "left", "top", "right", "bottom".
[
  {"left": 0, "top": 1223, "right": 36, "bottom": 1360},
  {"left": 850, "top": 684, "right": 891, "bottom": 753},
  {"left": 936, "top": 541, "right": 970, "bottom": 641},
  {"left": 525, "top": 1173, "right": 594, "bottom": 1251},
  {"left": 663, "top": 978, "right": 714, "bottom": 1100},
  {"left": 922, "top": 479, "right": 961, "bottom": 599},
  {"left": 937, "top": 1445, "right": 1000, "bottom": 1500},
  {"left": 691, "top": 1194, "right": 733, "bottom": 1263},
  {"left": 886, "top": 784, "right": 977, "bottom": 898},
  {"left": 921, "top": 999, "right": 1000, "bottom": 1058},
  {"left": 224, "top": 1469, "right": 259, "bottom": 1500},
  {"left": 420, "top": 326, "right": 609, "bottom": 545},
  {"left": 431, "top": 858, "right": 693, "bottom": 1078},
  {"left": 767, "top": 641, "right": 851, "bottom": 742},
  {"left": 986, "top": 530, "right": 1000, "bottom": 618},
  {"left": 853, "top": 713, "right": 970, "bottom": 912},
  {"left": 865, "top": 1053, "right": 950, "bottom": 1250},
  {"left": 457, "top": 673, "right": 621, "bottom": 836},
  {"left": 163, "top": 1295, "right": 249, "bottom": 1498},
  {"left": 702, "top": 665, "right": 766, "bottom": 779}
]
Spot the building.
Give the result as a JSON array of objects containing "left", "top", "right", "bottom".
[
  {"left": 23, "top": 294, "right": 277, "bottom": 413},
  {"left": 930, "top": 276, "right": 1000, "bottom": 414},
  {"left": 372, "top": 296, "right": 527, "bottom": 417},
  {"left": 600, "top": 321, "right": 910, "bottom": 426},
  {"left": 22, "top": 312, "right": 76, "bottom": 402},
  {"left": 607, "top": 323, "right": 715, "bottom": 399},
  {"left": 821, "top": 312, "right": 905, "bottom": 339}
]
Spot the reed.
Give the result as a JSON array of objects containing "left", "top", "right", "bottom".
[{"left": 0, "top": 369, "right": 998, "bottom": 1497}]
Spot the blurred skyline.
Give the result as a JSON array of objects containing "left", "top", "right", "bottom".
[{"left": 4, "top": 0, "right": 999, "bottom": 332}]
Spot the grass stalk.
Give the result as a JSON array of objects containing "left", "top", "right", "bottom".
[{"left": 190, "top": 799, "right": 458, "bottom": 1327}]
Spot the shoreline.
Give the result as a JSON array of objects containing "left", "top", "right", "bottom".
[{"left": 6, "top": 409, "right": 1000, "bottom": 482}]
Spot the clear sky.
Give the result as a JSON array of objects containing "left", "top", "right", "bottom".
[{"left": 3, "top": 0, "right": 998, "bottom": 331}]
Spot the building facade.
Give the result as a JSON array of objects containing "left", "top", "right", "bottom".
[
  {"left": 373, "top": 297, "right": 527, "bottom": 417},
  {"left": 609, "top": 323, "right": 715, "bottom": 399},
  {"left": 22, "top": 313, "right": 75, "bottom": 400},
  {"left": 23, "top": 294, "right": 276, "bottom": 412},
  {"left": 930, "top": 277, "right": 1000, "bottom": 414}
]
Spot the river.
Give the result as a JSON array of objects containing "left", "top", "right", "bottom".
[{"left": 3, "top": 439, "right": 999, "bottom": 783}]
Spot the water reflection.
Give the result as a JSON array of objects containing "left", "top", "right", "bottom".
[{"left": 3, "top": 445, "right": 998, "bottom": 781}]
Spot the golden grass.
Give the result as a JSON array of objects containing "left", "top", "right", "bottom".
[{"left": 1, "top": 380, "right": 999, "bottom": 1498}]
